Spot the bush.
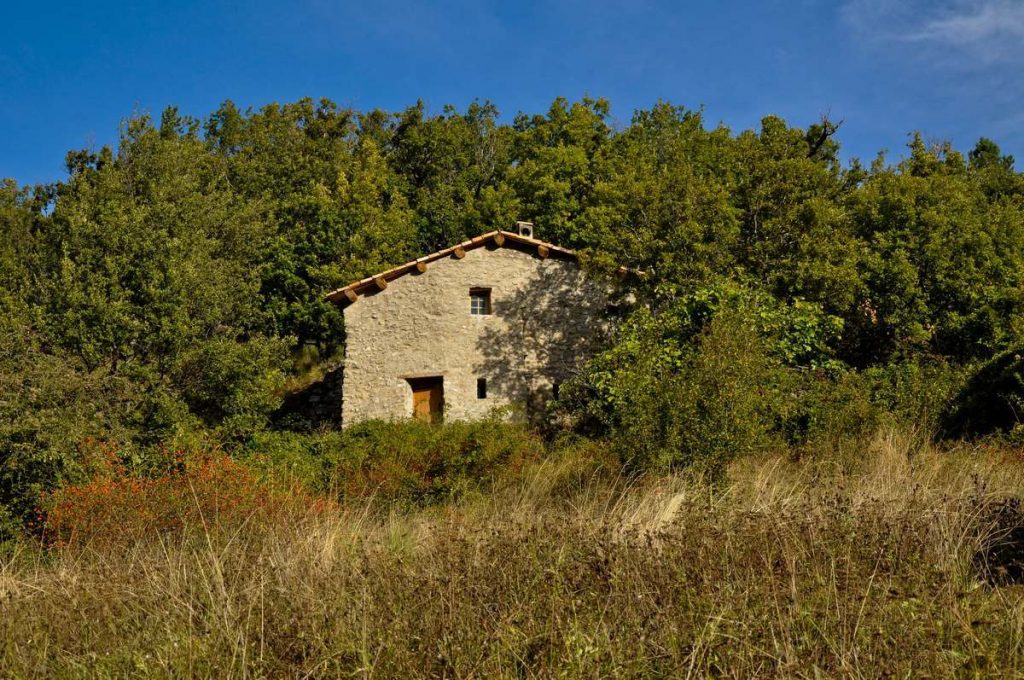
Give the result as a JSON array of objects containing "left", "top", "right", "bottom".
[
  {"left": 323, "top": 419, "right": 545, "bottom": 504},
  {"left": 944, "top": 347, "right": 1024, "bottom": 438},
  {"left": 21, "top": 421, "right": 591, "bottom": 546},
  {"left": 0, "top": 323, "right": 290, "bottom": 539},
  {"left": 777, "top": 359, "right": 964, "bottom": 456},
  {"left": 40, "top": 443, "right": 335, "bottom": 549},
  {"left": 563, "top": 282, "right": 971, "bottom": 473},
  {"left": 241, "top": 419, "right": 547, "bottom": 506},
  {"left": 0, "top": 326, "right": 142, "bottom": 542},
  {"left": 565, "top": 300, "right": 795, "bottom": 476}
]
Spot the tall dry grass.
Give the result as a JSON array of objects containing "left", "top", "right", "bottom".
[{"left": 4, "top": 428, "right": 1024, "bottom": 677}]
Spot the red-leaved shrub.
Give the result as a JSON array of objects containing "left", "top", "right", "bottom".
[{"left": 40, "top": 443, "right": 336, "bottom": 548}]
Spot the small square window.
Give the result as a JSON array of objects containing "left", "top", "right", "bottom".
[
  {"left": 477, "top": 378, "right": 487, "bottom": 399},
  {"left": 470, "top": 288, "right": 492, "bottom": 315}
]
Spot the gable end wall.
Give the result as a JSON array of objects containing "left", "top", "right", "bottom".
[{"left": 341, "top": 246, "right": 609, "bottom": 425}]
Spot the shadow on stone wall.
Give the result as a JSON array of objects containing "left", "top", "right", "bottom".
[
  {"left": 271, "top": 364, "right": 344, "bottom": 431},
  {"left": 474, "top": 261, "right": 614, "bottom": 421}
]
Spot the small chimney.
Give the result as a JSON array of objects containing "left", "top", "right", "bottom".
[{"left": 516, "top": 221, "right": 534, "bottom": 239}]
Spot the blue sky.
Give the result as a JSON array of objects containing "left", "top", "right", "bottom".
[{"left": 3, "top": 0, "right": 1022, "bottom": 185}]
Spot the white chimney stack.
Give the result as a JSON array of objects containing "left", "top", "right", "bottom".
[{"left": 516, "top": 221, "right": 534, "bottom": 239}]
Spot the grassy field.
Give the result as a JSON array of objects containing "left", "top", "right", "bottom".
[{"left": 4, "top": 428, "right": 1024, "bottom": 677}]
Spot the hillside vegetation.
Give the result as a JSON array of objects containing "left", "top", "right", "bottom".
[
  {"left": 4, "top": 97, "right": 1024, "bottom": 675},
  {"left": 5, "top": 429, "right": 1024, "bottom": 676}
]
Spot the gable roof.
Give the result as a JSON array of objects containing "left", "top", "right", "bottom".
[{"left": 324, "top": 229, "right": 587, "bottom": 305}]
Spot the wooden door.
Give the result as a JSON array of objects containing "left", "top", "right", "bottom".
[{"left": 409, "top": 377, "right": 444, "bottom": 424}]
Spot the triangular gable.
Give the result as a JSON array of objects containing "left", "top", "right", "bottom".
[{"left": 324, "top": 230, "right": 582, "bottom": 305}]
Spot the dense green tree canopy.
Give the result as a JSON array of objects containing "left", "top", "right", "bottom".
[{"left": 2, "top": 96, "right": 1023, "bottom": 523}]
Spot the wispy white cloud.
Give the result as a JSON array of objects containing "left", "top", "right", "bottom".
[
  {"left": 908, "top": 1, "right": 1024, "bottom": 52},
  {"left": 842, "top": 0, "right": 1024, "bottom": 62}
]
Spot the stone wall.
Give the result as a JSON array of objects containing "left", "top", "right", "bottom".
[
  {"left": 341, "top": 244, "right": 611, "bottom": 425},
  {"left": 272, "top": 364, "right": 344, "bottom": 430}
]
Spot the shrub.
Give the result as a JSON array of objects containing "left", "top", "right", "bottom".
[
  {"left": 238, "top": 419, "right": 549, "bottom": 506},
  {"left": 0, "top": 326, "right": 142, "bottom": 542},
  {"left": 323, "top": 419, "right": 546, "bottom": 504},
  {"left": 171, "top": 335, "right": 291, "bottom": 440},
  {"left": 564, "top": 282, "right": 970, "bottom": 472},
  {"left": 944, "top": 347, "right": 1024, "bottom": 439},
  {"left": 40, "top": 443, "right": 335, "bottom": 549},
  {"left": 564, "top": 295, "right": 803, "bottom": 476},
  {"left": 775, "top": 360, "right": 964, "bottom": 456},
  {"left": 241, "top": 429, "right": 346, "bottom": 490}
]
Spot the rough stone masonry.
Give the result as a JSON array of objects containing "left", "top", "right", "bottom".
[{"left": 334, "top": 229, "right": 613, "bottom": 426}]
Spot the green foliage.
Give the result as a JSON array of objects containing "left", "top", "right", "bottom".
[
  {"left": 0, "top": 324, "right": 140, "bottom": 539},
  {"left": 564, "top": 289, "right": 827, "bottom": 474},
  {"left": 845, "top": 135, "right": 1024, "bottom": 364},
  {"left": 563, "top": 280, "right": 970, "bottom": 472},
  {"left": 783, "top": 359, "right": 966, "bottom": 454},
  {"left": 944, "top": 348, "right": 1024, "bottom": 439},
  {"left": 242, "top": 419, "right": 545, "bottom": 505},
  {"left": 3, "top": 96, "right": 1024, "bottom": 530}
]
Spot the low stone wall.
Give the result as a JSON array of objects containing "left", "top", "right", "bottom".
[{"left": 272, "top": 364, "right": 344, "bottom": 430}]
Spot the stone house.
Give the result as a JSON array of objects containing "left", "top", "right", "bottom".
[{"left": 325, "top": 222, "right": 616, "bottom": 426}]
